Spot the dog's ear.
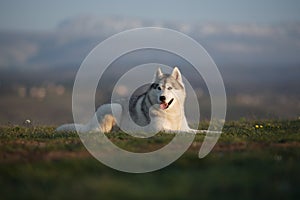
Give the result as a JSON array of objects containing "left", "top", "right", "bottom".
[
  {"left": 171, "top": 67, "right": 182, "bottom": 83},
  {"left": 154, "top": 67, "right": 163, "bottom": 81}
]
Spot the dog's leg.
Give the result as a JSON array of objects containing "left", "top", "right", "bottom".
[
  {"left": 85, "top": 103, "right": 122, "bottom": 133},
  {"left": 162, "top": 129, "right": 221, "bottom": 135},
  {"left": 196, "top": 129, "right": 222, "bottom": 134}
]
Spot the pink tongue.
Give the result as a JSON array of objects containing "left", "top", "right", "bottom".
[{"left": 160, "top": 103, "right": 168, "bottom": 110}]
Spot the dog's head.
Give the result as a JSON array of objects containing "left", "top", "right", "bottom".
[{"left": 148, "top": 67, "right": 186, "bottom": 110}]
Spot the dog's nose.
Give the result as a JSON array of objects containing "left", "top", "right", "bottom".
[{"left": 159, "top": 96, "right": 166, "bottom": 102}]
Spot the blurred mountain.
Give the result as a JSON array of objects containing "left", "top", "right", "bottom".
[{"left": 1, "top": 16, "right": 300, "bottom": 69}]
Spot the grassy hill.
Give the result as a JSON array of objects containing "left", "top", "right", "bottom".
[{"left": 0, "top": 119, "right": 299, "bottom": 200}]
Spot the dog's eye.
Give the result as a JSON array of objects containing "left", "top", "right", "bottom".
[
  {"left": 157, "top": 86, "right": 161, "bottom": 90},
  {"left": 167, "top": 87, "right": 172, "bottom": 90}
]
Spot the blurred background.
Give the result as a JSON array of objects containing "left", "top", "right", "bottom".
[{"left": 0, "top": 0, "right": 299, "bottom": 125}]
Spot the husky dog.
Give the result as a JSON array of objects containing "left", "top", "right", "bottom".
[{"left": 57, "top": 67, "right": 200, "bottom": 133}]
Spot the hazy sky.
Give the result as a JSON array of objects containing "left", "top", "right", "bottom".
[{"left": 1, "top": 0, "right": 300, "bottom": 31}]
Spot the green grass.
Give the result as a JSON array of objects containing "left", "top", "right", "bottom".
[{"left": 0, "top": 120, "right": 300, "bottom": 200}]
